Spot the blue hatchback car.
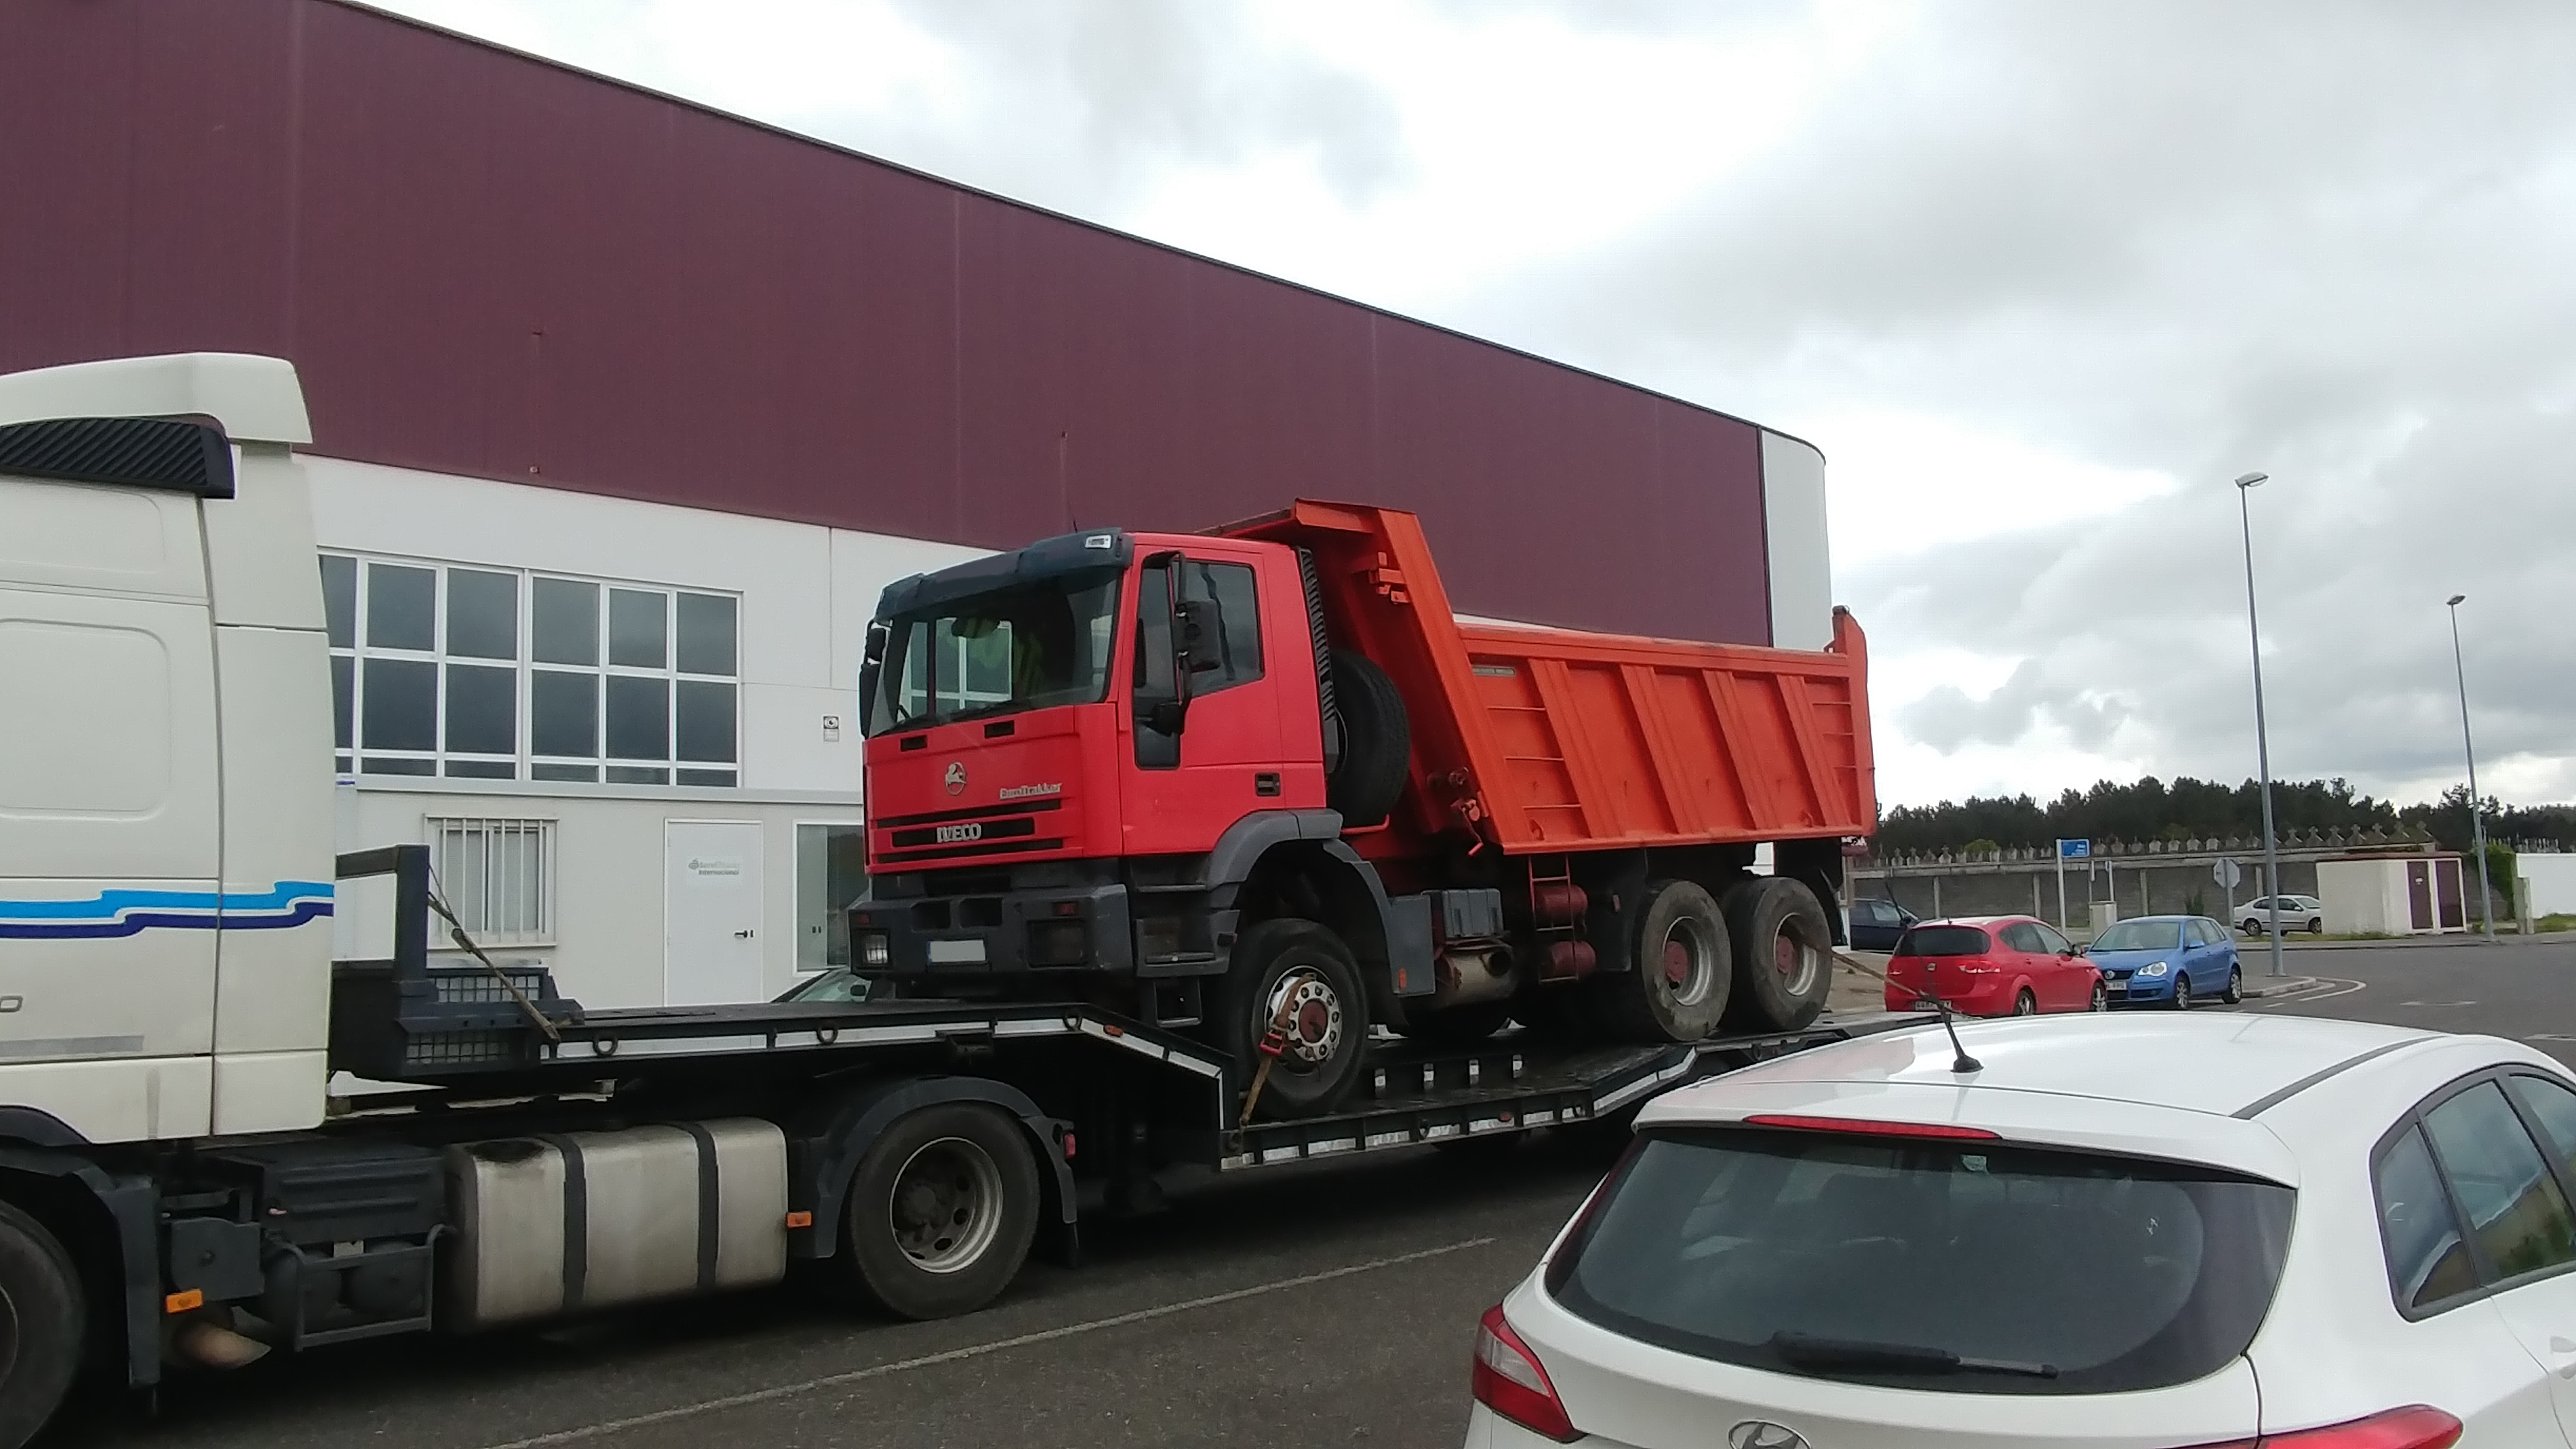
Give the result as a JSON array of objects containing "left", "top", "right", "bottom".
[{"left": 2085, "top": 915, "right": 2242, "bottom": 1007}]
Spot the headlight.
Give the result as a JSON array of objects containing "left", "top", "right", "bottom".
[
  {"left": 2136, "top": 960, "right": 2170, "bottom": 977},
  {"left": 859, "top": 932, "right": 890, "bottom": 968}
]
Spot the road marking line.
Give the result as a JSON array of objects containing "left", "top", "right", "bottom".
[
  {"left": 2250, "top": 977, "right": 2366, "bottom": 1007},
  {"left": 476, "top": 1235, "right": 1502, "bottom": 1448}
]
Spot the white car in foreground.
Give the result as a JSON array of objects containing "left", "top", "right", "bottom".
[{"left": 1469, "top": 1013, "right": 2576, "bottom": 1447}]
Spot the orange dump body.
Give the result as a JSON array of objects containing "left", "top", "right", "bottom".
[{"left": 1217, "top": 500, "right": 1875, "bottom": 864}]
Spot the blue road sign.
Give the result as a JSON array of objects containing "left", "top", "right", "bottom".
[{"left": 2058, "top": 838, "right": 2092, "bottom": 860}]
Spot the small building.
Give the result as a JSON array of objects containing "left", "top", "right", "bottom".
[
  {"left": 2317, "top": 853, "right": 2469, "bottom": 936},
  {"left": 2518, "top": 853, "right": 2576, "bottom": 922}
]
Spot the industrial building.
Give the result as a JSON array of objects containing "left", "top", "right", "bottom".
[{"left": 1, "top": 0, "right": 1834, "bottom": 1007}]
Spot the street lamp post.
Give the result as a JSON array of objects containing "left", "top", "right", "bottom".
[
  {"left": 2446, "top": 594, "right": 2496, "bottom": 941},
  {"left": 2236, "top": 472, "right": 2286, "bottom": 978}
]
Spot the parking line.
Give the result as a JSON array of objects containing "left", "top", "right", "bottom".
[{"left": 476, "top": 1235, "right": 1502, "bottom": 1448}]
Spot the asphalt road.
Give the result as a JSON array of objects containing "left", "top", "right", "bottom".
[
  {"left": 51, "top": 934, "right": 2576, "bottom": 1449},
  {"left": 2233, "top": 933, "right": 2576, "bottom": 1068}
]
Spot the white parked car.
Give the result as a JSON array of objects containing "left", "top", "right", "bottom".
[
  {"left": 2239, "top": 894, "right": 2326, "bottom": 935},
  {"left": 1468, "top": 1013, "right": 2576, "bottom": 1447}
]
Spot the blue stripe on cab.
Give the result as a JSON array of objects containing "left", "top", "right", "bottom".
[{"left": 0, "top": 882, "right": 335, "bottom": 938}]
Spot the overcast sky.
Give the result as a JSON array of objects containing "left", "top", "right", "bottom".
[{"left": 378, "top": 0, "right": 2576, "bottom": 811}]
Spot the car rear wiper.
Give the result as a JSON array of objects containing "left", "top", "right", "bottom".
[{"left": 1770, "top": 1331, "right": 2058, "bottom": 1379}]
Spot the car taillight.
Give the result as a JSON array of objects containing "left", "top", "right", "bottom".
[
  {"left": 2193, "top": 1406, "right": 2463, "bottom": 1448},
  {"left": 1473, "top": 1305, "right": 1577, "bottom": 1442}
]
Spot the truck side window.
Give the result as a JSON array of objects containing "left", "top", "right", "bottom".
[{"left": 1180, "top": 560, "right": 1262, "bottom": 694}]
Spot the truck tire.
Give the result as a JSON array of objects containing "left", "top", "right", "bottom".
[
  {"left": 1590, "top": 879, "right": 1731, "bottom": 1043},
  {"left": 841, "top": 1103, "right": 1040, "bottom": 1320},
  {"left": 0, "top": 1200, "right": 83, "bottom": 1449},
  {"left": 1325, "top": 651, "right": 1409, "bottom": 829},
  {"left": 1721, "top": 876, "right": 1835, "bottom": 1033},
  {"left": 1219, "top": 918, "right": 1370, "bottom": 1119}
]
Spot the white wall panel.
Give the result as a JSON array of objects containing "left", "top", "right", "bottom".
[{"left": 1759, "top": 431, "right": 1835, "bottom": 651}]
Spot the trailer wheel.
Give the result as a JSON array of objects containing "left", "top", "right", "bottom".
[
  {"left": 1721, "top": 876, "right": 1834, "bottom": 1033},
  {"left": 1591, "top": 879, "right": 1731, "bottom": 1043},
  {"left": 0, "top": 1199, "right": 83, "bottom": 1449},
  {"left": 1325, "top": 651, "right": 1410, "bottom": 829},
  {"left": 842, "top": 1104, "right": 1039, "bottom": 1321},
  {"left": 1220, "top": 918, "right": 1370, "bottom": 1118}
]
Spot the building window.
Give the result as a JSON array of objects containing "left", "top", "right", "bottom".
[
  {"left": 322, "top": 554, "right": 739, "bottom": 786},
  {"left": 795, "top": 823, "right": 871, "bottom": 969},
  {"left": 428, "top": 816, "right": 555, "bottom": 945}
]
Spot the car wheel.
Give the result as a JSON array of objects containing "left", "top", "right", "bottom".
[
  {"left": 2012, "top": 988, "right": 2037, "bottom": 1016},
  {"left": 2222, "top": 964, "right": 2243, "bottom": 1005},
  {"left": 2240, "top": 918, "right": 2260, "bottom": 936},
  {"left": 2307, "top": 916, "right": 2323, "bottom": 934},
  {"left": 2089, "top": 980, "right": 2108, "bottom": 1012},
  {"left": 2172, "top": 974, "right": 2193, "bottom": 1011}
]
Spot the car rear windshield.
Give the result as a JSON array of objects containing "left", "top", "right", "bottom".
[
  {"left": 1894, "top": 925, "right": 1990, "bottom": 957},
  {"left": 1545, "top": 1127, "right": 2294, "bottom": 1396},
  {"left": 2091, "top": 920, "right": 2183, "bottom": 952}
]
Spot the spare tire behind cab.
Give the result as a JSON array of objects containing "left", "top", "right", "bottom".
[{"left": 1325, "top": 650, "right": 1410, "bottom": 829}]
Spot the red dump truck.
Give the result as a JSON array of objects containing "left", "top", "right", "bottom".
[{"left": 855, "top": 500, "right": 1875, "bottom": 1118}]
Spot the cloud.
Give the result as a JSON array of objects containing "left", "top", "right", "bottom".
[{"left": 1471, "top": 0, "right": 2576, "bottom": 806}]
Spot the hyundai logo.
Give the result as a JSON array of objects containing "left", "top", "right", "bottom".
[
  {"left": 943, "top": 761, "right": 967, "bottom": 796},
  {"left": 1729, "top": 1423, "right": 1809, "bottom": 1449}
]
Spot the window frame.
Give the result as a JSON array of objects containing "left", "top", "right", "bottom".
[
  {"left": 324, "top": 552, "right": 742, "bottom": 787},
  {"left": 2372, "top": 1065, "right": 2576, "bottom": 1320},
  {"left": 424, "top": 814, "right": 558, "bottom": 947}
]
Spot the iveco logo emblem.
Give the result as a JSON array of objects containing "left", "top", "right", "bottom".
[
  {"left": 943, "top": 761, "right": 967, "bottom": 796},
  {"left": 1729, "top": 1424, "right": 1809, "bottom": 1449}
]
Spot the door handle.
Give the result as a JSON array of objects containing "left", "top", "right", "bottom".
[{"left": 734, "top": 929, "right": 756, "bottom": 939}]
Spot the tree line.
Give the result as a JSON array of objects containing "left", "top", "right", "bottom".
[{"left": 1878, "top": 778, "right": 2576, "bottom": 857}]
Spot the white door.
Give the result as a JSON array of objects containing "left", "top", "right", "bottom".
[{"left": 664, "top": 822, "right": 765, "bottom": 1006}]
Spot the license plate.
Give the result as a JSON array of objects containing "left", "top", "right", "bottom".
[{"left": 927, "top": 939, "right": 987, "bottom": 965}]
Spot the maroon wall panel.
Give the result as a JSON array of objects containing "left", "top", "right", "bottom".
[{"left": 0, "top": 0, "right": 1775, "bottom": 643}]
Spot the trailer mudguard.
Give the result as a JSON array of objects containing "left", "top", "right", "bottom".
[
  {"left": 0, "top": 1146, "right": 159, "bottom": 1390},
  {"left": 788, "top": 1076, "right": 1079, "bottom": 1266}
]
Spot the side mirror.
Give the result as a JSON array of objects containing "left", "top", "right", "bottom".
[
  {"left": 856, "top": 619, "right": 890, "bottom": 727},
  {"left": 1138, "top": 551, "right": 1193, "bottom": 736},
  {"left": 1177, "top": 598, "right": 1222, "bottom": 673}
]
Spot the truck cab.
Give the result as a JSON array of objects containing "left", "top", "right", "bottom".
[
  {"left": 0, "top": 354, "right": 337, "bottom": 1147},
  {"left": 856, "top": 529, "right": 1336, "bottom": 975}
]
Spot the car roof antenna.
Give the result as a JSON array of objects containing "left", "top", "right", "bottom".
[
  {"left": 1843, "top": 947, "right": 1982, "bottom": 1074},
  {"left": 1928, "top": 988, "right": 1982, "bottom": 1075}
]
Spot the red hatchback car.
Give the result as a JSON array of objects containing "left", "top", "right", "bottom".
[{"left": 1881, "top": 914, "right": 2106, "bottom": 1017}]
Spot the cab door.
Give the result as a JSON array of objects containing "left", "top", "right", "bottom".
[{"left": 1120, "top": 544, "right": 1287, "bottom": 858}]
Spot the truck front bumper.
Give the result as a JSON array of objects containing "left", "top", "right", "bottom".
[{"left": 852, "top": 876, "right": 1135, "bottom": 980}]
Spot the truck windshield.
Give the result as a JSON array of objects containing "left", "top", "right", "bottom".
[{"left": 867, "top": 572, "right": 1123, "bottom": 736}]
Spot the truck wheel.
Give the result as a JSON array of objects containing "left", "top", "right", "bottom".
[
  {"left": 1394, "top": 999, "right": 1513, "bottom": 1045},
  {"left": 842, "top": 1103, "right": 1039, "bottom": 1320},
  {"left": 1221, "top": 918, "right": 1370, "bottom": 1118},
  {"left": 1721, "top": 877, "right": 1834, "bottom": 1033},
  {"left": 1325, "top": 651, "right": 1410, "bottom": 829},
  {"left": 1591, "top": 879, "right": 1731, "bottom": 1043},
  {"left": 0, "top": 1200, "right": 83, "bottom": 1449}
]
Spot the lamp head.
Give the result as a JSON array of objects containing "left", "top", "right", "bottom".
[
  {"left": 2234, "top": 471, "right": 2269, "bottom": 489},
  {"left": 2447, "top": 594, "right": 2466, "bottom": 607}
]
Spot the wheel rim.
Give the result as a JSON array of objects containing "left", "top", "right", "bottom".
[
  {"left": 1263, "top": 967, "right": 1345, "bottom": 1068},
  {"left": 889, "top": 1136, "right": 1006, "bottom": 1274},
  {"left": 2015, "top": 991, "right": 2036, "bottom": 1016},
  {"left": 1660, "top": 918, "right": 1720, "bottom": 1007},
  {"left": 2092, "top": 983, "right": 2107, "bottom": 1011},
  {"left": 1770, "top": 922, "right": 1822, "bottom": 999},
  {"left": 2176, "top": 978, "right": 2191, "bottom": 1008}
]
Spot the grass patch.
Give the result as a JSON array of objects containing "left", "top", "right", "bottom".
[{"left": 2537, "top": 914, "right": 2576, "bottom": 934}]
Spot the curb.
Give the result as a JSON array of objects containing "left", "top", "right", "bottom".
[{"left": 2240, "top": 976, "right": 2326, "bottom": 999}]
